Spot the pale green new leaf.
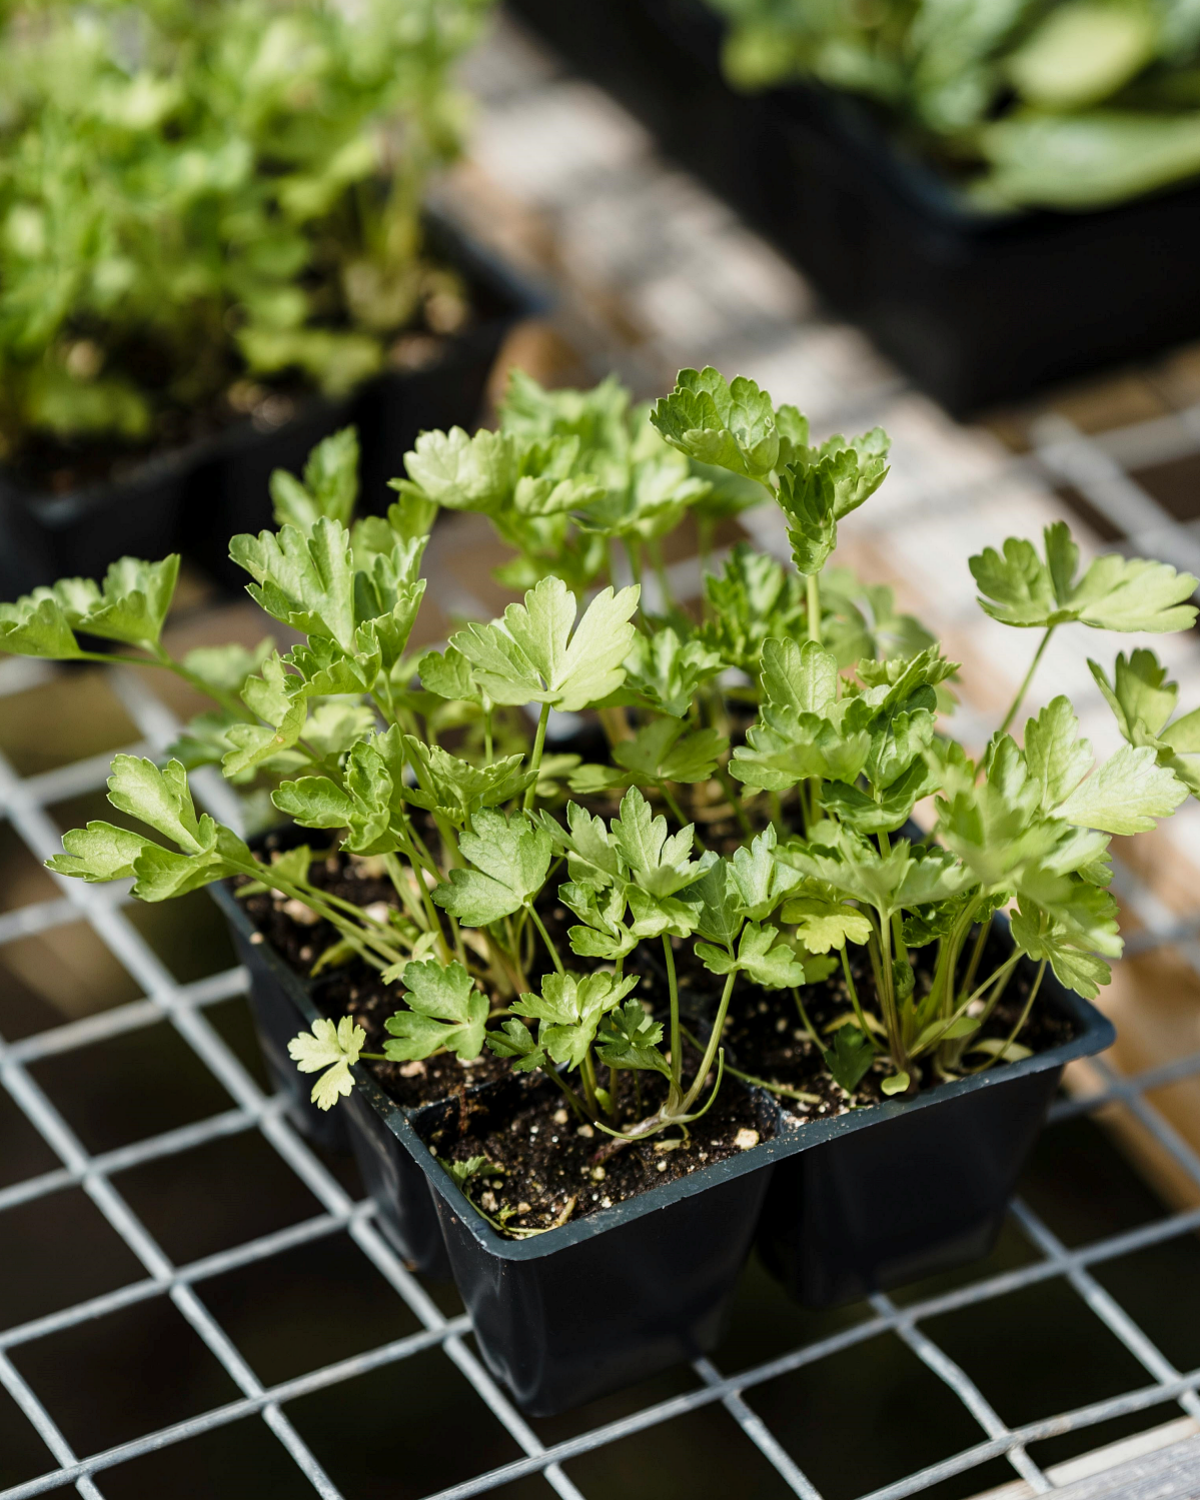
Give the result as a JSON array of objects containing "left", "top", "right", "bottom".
[
  {"left": 0, "top": 594, "right": 86, "bottom": 659},
  {"left": 729, "top": 824, "right": 803, "bottom": 921},
  {"left": 450, "top": 577, "right": 640, "bottom": 713},
  {"left": 619, "top": 626, "right": 725, "bottom": 718},
  {"left": 46, "top": 822, "right": 153, "bottom": 883},
  {"left": 402, "top": 426, "right": 516, "bottom": 512},
  {"left": 223, "top": 653, "right": 308, "bottom": 776},
  {"left": 106, "top": 755, "right": 209, "bottom": 854},
  {"left": 180, "top": 639, "right": 275, "bottom": 698},
  {"left": 650, "top": 366, "right": 785, "bottom": 482},
  {"left": 609, "top": 718, "right": 727, "bottom": 786},
  {"left": 1010, "top": 898, "right": 1113, "bottom": 999},
  {"left": 1024, "top": 694, "right": 1187, "bottom": 832},
  {"left": 402, "top": 741, "right": 534, "bottom": 828},
  {"left": 781, "top": 896, "right": 873, "bottom": 953},
  {"left": 230, "top": 517, "right": 357, "bottom": 648},
  {"left": 971, "top": 522, "right": 1198, "bottom": 632},
  {"left": 1057, "top": 744, "right": 1187, "bottom": 834},
  {"left": 541, "top": 801, "right": 626, "bottom": 891},
  {"left": 1088, "top": 649, "right": 1178, "bottom": 739},
  {"left": 288, "top": 1016, "right": 366, "bottom": 1110},
  {"left": 270, "top": 426, "right": 359, "bottom": 531}
]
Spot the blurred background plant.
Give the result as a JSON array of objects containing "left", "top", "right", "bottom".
[
  {"left": 0, "top": 0, "right": 491, "bottom": 472},
  {"left": 705, "top": 0, "right": 1200, "bottom": 210}
]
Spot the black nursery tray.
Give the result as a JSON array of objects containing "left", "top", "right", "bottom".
[
  {"left": 508, "top": 0, "right": 1200, "bottom": 413},
  {"left": 0, "top": 214, "right": 544, "bottom": 599},
  {"left": 212, "top": 868, "right": 1115, "bottom": 1414}
]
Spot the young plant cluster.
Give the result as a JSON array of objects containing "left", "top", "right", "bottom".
[
  {"left": 706, "top": 0, "right": 1200, "bottom": 210},
  {"left": 11, "top": 365, "right": 1199, "bottom": 1227},
  {"left": 0, "top": 0, "right": 489, "bottom": 465}
]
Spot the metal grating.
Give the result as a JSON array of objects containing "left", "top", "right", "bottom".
[
  {"left": 3, "top": 392, "right": 1200, "bottom": 1498},
  {"left": 5, "top": 14, "right": 1200, "bottom": 1494}
]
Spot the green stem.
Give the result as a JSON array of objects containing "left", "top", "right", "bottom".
[
  {"left": 383, "top": 852, "right": 428, "bottom": 931},
  {"left": 697, "top": 517, "right": 715, "bottom": 595},
  {"left": 658, "top": 781, "right": 699, "bottom": 843},
  {"left": 874, "top": 909, "right": 908, "bottom": 1074},
  {"left": 960, "top": 915, "right": 991, "bottom": 1002},
  {"left": 528, "top": 902, "right": 565, "bottom": 975},
  {"left": 920, "top": 951, "right": 1022, "bottom": 1059},
  {"left": 662, "top": 935, "right": 682, "bottom": 1092},
  {"left": 970, "top": 959, "right": 1045, "bottom": 1074},
  {"left": 715, "top": 765, "right": 754, "bottom": 836},
  {"left": 484, "top": 707, "right": 494, "bottom": 766},
  {"left": 997, "top": 626, "right": 1054, "bottom": 739},
  {"left": 623, "top": 537, "right": 643, "bottom": 588},
  {"left": 147, "top": 644, "right": 247, "bottom": 717},
  {"left": 792, "top": 986, "right": 822, "bottom": 1048},
  {"left": 648, "top": 537, "right": 673, "bottom": 611},
  {"left": 579, "top": 1050, "right": 601, "bottom": 1119},
  {"left": 839, "top": 947, "right": 877, "bottom": 1046},
  {"left": 681, "top": 1023, "right": 820, "bottom": 1104},
  {"left": 806, "top": 572, "right": 821, "bottom": 644},
  {"left": 681, "top": 970, "right": 738, "bottom": 1113},
  {"left": 524, "top": 700, "right": 552, "bottom": 812},
  {"left": 542, "top": 1064, "right": 589, "bottom": 1122}
]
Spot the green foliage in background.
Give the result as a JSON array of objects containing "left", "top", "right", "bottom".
[
  {"left": 0, "top": 0, "right": 490, "bottom": 461},
  {"left": 703, "top": 0, "right": 1200, "bottom": 209}
]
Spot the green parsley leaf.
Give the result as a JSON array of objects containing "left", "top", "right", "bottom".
[
  {"left": 270, "top": 427, "right": 359, "bottom": 531},
  {"left": 487, "top": 1018, "right": 546, "bottom": 1072},
  {"left": 651, "top": 366, "right": 789, "bottom": 482},
  {"left": 970, "top": 522, "right": 1198, "bottom": 632},
  {"left": 595, "top": 999, "right": 670, "bottom": 1075},
  {"left": 1026, "top": 695, "right": 1187, "bottom": 833},
  {"left": 512, "top": 970, "right": 638, "bottom": 1069},
  {"left": 433, "top": 809, "right": 553, "bottom": 926},
  {"left": 619, "top": 626, "right": 725, "bottom": 718},
  {"left": 780, "top": 895, "right": 873, "bottom": 953},
  {"left": 610, "top": 786, "right": 715, "bottom": 898},
  {"left": 382, "top": 960, "right": 488, "bottom": 1061},
  {"left": 696, "top": 922, "right": 807, "bottom": 988}
]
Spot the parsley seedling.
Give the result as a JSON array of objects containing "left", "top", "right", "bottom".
[{"left": 33, "top": 365, "right": 1200, "bottom": 1224}]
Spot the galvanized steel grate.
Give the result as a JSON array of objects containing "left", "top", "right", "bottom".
[
  {"left": 3, "top": 392, "right": 1200, "bottom": 1498},
  {"left": 5, "top": 16, "right": 1200, "bottom": 1493}
]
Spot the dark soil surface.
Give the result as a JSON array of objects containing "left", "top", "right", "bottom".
[
  {"left": 721, "top": 927, "right": 1078, "bottom": 1123},
  {"left": 419, "top": 1040, "right": 777, "bottom": 1233}
]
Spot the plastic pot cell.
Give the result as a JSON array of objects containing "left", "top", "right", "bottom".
[
  {"left": 211, "top": 871, "right": 456, "bottom": 1278},
  {"left": 353, "top": 1073, "right": 778, "bottom": 1415},
  {"left": 0, "top": 213, "right": 543, "bottom": 599},
  {"left": 214, "top": 853, "right": 1114, "bottom": 1405},
  {"left": 754, "top": 961, "right": 1115, "bottom": 1307},
  {"left": 508, "top": 0, "right": 1200, "bottom": 413}
]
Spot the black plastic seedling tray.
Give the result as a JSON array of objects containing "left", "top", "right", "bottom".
[
  {"left": 0, "top": 215, "right": 542, "bottom": 599},
  {"left": 213, "top": 871, "right": 1114, "bottom": 1414},
  {"left": 508, "top": 0, "right": 1200, "bottom": 413}
]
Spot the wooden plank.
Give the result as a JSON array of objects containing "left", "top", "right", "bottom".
[{"left": 1047, "top": 1431, "right": 1200, "bottom": 1499}]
